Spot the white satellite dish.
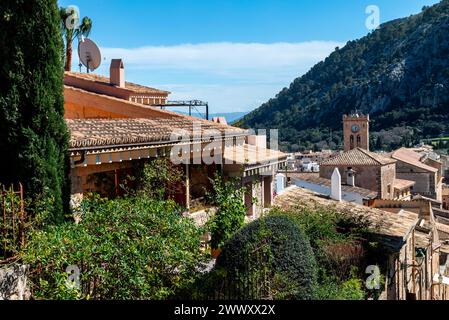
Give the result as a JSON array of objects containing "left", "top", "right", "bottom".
[{"left": 78, "top": 38, "right": 102, "bottom": 73}]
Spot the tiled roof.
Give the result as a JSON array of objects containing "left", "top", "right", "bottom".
[
  {"left": 224, "top": 144, "right": 287, "bottom": 166},
  {"left": 64, "top": 84, "right": 248, "bottom": 150},
  {"left": 320, "top": 148, "right": 396, "bottom": 166},
  {"left": 393, "top": 178, "right": 416, "bottom": 190},
  {"left": 274, "top": 187, "right": 420, "bottom": 251},
  {"left": 289, "top": 173, "right": 378, "bottom": 199},
  {"left": 65, "top": 72, "right": 170, "bottom": 95},
  {"left": 67, "top": 118, "right": 247, "bottom": 150},
  {"left": 391, "top": 148, "right": 438, "bottom": 173}
]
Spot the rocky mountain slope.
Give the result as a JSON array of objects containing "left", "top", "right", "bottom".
[{"left": 238, "top": 1, "right": 449, "bottom": 152}]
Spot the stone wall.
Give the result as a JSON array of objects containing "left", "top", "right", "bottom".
[
  {"left": 443, "top": 193, "right": 449, "bottom": 210},
  {"left": 320, "top": 165, "right": 382, "bottom": 195},
  {"left": 0, "top": 264, "right": 30, "bottom": 300},
  {"left": 395, "top": 161, "right": 436, "bottom": 198},
  {"left": 380, "top": 163, "right": 396, "bottom": 200}
]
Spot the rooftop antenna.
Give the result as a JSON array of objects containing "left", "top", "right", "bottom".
[{"left": 78, "top": 37, "right": 102, "bottom": 73}]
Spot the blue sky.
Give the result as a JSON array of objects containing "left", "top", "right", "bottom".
[{"left": 59, "top": 0, "right": 440, "bottom": 114}]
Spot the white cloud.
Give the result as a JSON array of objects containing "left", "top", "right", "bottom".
[{"left": 89, "top": 41, "right": 343, "bottom": 113}]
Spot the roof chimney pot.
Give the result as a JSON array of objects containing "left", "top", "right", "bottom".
[
  {"left": 110, "top": 59, "right": 125, "bottom": 88},
  {"left": 331, "top": 168, "right": 342, "bottom": 202}
]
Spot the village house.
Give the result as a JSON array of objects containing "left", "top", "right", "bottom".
[
  {"left": 274, "top": 186, "right": 449, "bottom": 300},
  {"left": 441, "top": 154, "right": 449, "bottom": 184},
  {"left": 290, "top": 172, "right": 378, "bottom": 205},
  {"left": 289, "top": 112, "right": 447, "bottom": 206},
  {"left": 64, "top": 59, "right": 287, "bottom": 217},
  {"left": 293, "top": 149, "right": 338, "bottom": 173},
  {"left": 389, "top": 148, "right": 444, "bottom": 202},
  {"left": 319, "top": 147, "right": 415, "bottom": 201},
  {"left": 313, "top": 112, "right": 414, "bottom": 201}
]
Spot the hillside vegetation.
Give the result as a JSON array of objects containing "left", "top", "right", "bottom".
[{"left": 238, "top": 1, "right": 449, "bottom": 152}]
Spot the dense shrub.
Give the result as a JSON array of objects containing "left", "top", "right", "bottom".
[
  {"left": 22, "top": 195, "right": 207, "bottom": 300},
  {"left": 269, "top": 206, "right": 378, "bottom": 300},
  {"left": 206, "top": 174, "right": 246, "bottom": 249},
  {"left": 314, "top": 275, "right": 366, "bottom": 300},
  {"left": 200, "top": 215, "right": 317, "bottom": 300}
]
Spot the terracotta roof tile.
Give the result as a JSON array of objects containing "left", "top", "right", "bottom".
[
  {"left": 289, "top": 173, "right": 378, "bottom": 199},
  {"left": 320, "top": 148, "right": 396, "bottom": 166},
  {"left": 67, "top": 118, "right": 247, "bottom": 150},
  {"left": 274, "top": 187, "right": 420, "bottom": 251},
  {"left": 393, "top": 178, "right": 416, "bottom": 190},
  {"left": 65, "top": 72, "right": 170, "bottom": 95},
  {"left": 224, "top": 144, "right": 287, "bottom": 165},
  {"left": 391, "top": 148, "right": 438, "bottom": 173}
]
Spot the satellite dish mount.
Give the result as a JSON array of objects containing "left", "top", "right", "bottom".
[{"left": 78, "top": 38, "right": 102, "bottom": 73}]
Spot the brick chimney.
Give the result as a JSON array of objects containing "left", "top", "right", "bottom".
[
  {"left": 347, "top": 168, "right": 356, "bottom": 187},
  {"left": 110, "top": 59, "right": 125, "bottom": 88}
]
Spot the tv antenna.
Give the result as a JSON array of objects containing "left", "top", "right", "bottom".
[{"left": 78, "top": 37, "right": 102, "bottom": 73}]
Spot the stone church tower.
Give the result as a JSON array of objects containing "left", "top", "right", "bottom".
[{"left": 343, "top": 112, "right": 370, "bottom": 152}]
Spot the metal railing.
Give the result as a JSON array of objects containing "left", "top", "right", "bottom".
[{"left": 0, "top": 183, "right": 26, "bottom": 264}]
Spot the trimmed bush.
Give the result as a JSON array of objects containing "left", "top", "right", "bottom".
[{"left": 210, "top": 215, "right": 317, "bottom": 300}]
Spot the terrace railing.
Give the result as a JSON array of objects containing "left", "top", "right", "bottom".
[{"left": 0, "top": 183, "right": 26, "bottom": 264}]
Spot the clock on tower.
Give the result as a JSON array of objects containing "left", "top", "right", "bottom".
[{"left": 351, "top": 125, "right": 360, "bottom": 133}]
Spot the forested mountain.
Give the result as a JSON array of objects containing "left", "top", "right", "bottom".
[{"left": 237, "top": 1, "right": 449, "bottom": 152}]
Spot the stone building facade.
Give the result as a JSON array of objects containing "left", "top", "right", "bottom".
[
  {"left": 443, "top": 186, "right": 449, "bottom": 210},
  {"left": 343, "top": 113, "right": 370, "bottom": 152},
  {"left": 314, "top": 114, "right": 435, "bottom": 202},
  {"left": 390, "top": 148, "right": 443, "bottom": 202},
  {"left": 64, "top": 59, "right": 287, "bottom": 216},
  {"left": 319, "top": 148, "right": 413, "bottom": 200}
]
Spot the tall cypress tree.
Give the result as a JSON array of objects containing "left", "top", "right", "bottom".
[{"left": 0, "top": 0, "right": 69, "bottom": 223}]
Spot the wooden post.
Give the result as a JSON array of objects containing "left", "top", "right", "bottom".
[
  {"left": 185, "top": 163, "right": 190, "bottom": 211},
  {"left": 2, "top": 187, "right": 6, "bottom": 259},
  {"left": 10, "top": 186, "right": 15, "bottom": 249},
  {"left": 114, "top": 169, "right": 119, "bottom": 197},
  {"left": 412, "top": 228, "right": 416, "bottom": 296},
  {"left": 19, "top": 183, "right": 25, "bottom": 247}
]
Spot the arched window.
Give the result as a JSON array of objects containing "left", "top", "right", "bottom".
[
  {"left": 350, "top": 135, "right": 355, "bottom": 149},
  {"left": 357, "top": 135, "right": 361, "bottom": 147}
]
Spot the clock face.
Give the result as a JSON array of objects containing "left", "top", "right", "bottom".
[{"left": 351, "top": 125, "right": 360, "bottom": 133}]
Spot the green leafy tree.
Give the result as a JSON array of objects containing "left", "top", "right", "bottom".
[
  {"left": 0, "top": 0, "right": 69, "bottom": 223},
  {"left": 269, "top": 205, "right": 381, "bottom": 300},
  {"left": 23, "top": 195, "right": 207, "bottom": 300},
  {"left": 206, "top": 173, "right": 247, "bottom": 250},
  {"left": 133, "top": 158, "right": 185, "bottom": 200},
  {"left": 59, "top": 7, "right": 92, "bottom": 71}
]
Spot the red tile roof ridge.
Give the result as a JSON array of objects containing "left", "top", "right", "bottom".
[
  {"left": 65, "top": 71, "right": 171, "bottom": 95},
  {"left": 391, "top": 148, "right": 438, "bottom": 172},
  {"left": 64, "top": 85, "right": 246, "bottom": 131},
  {"left": 321, "top": 147, "right": 396, "bottom": 166}
]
